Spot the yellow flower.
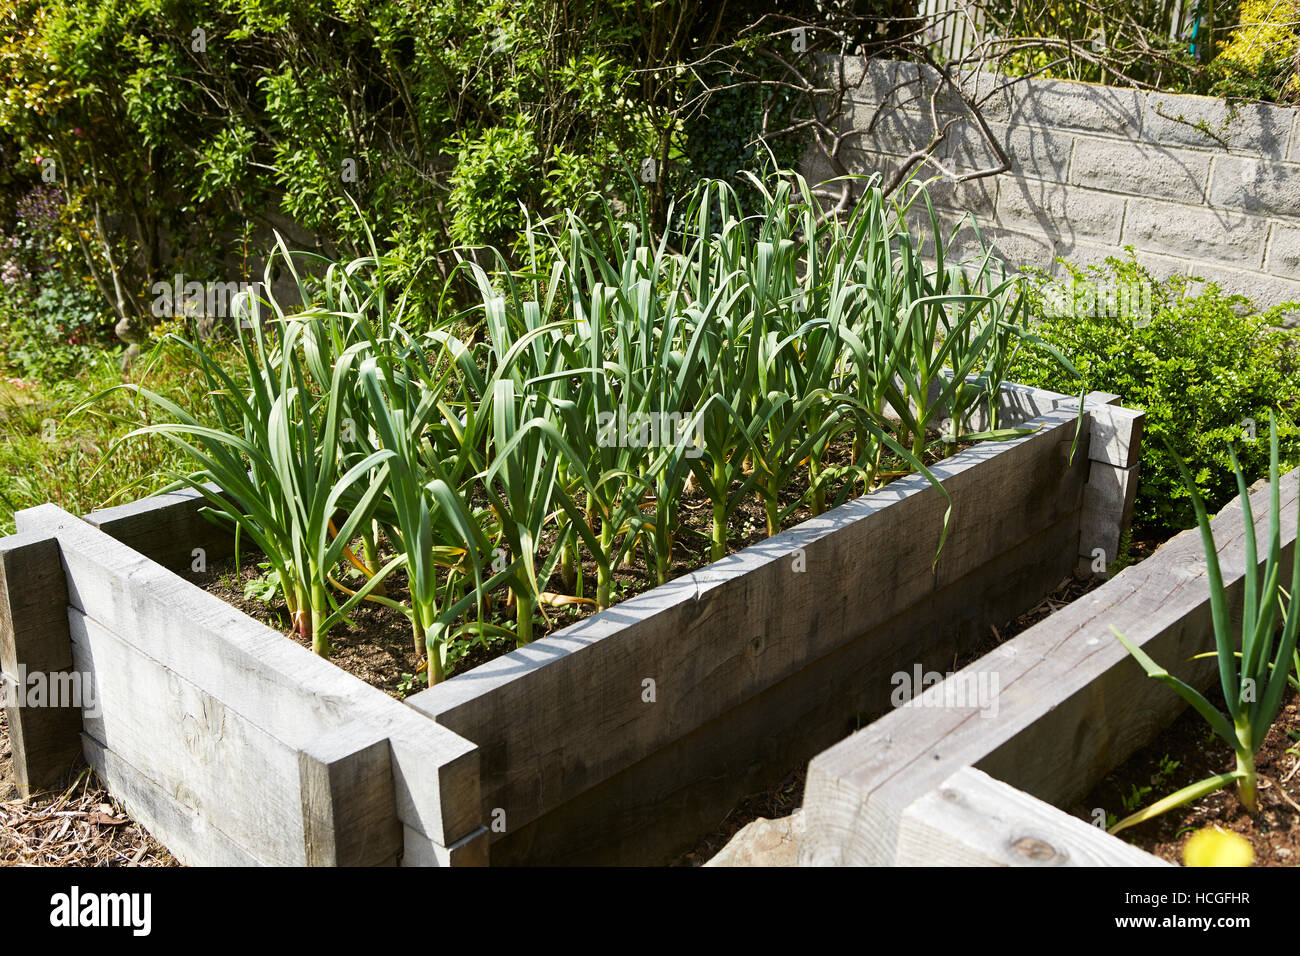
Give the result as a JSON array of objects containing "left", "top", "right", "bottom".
[{"left": 1183, "top": 827, "right": 1254, "bottom": 867}]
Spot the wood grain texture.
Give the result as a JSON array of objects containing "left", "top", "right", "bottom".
[
  {"left": 14, "top": 504, "right": 482, "bottom": 854},
  {"left": 1082, "top": 403, "right": 1144, "bottom": 469},
  {"left": 997, "top": 381, "right": 1073, "bottom": 428},
  {"left": 896, "top": 767, "right": 1167, "bottom": 866},
  {"left": 927, "top": 375, "right": 1069, "bottom": 433},
  {"left": 400, "top": 824, "right": 490, "bottom": 867},
  {"left": 801, "top": 471, "right": 1296, "bottom": 866},
  {"left": 0, "top": 532, "right": 81, "bottom": 798},
  {"left": 72, "top": 609, "right": 312, "bottom": 862},
  {"left": 299, "top": 724, "right": 402, "bottom": 866},
  {"left": 410, "top": 409, "right": 1092, "bottom": 856},
  {"left": 81, "top": 734, "right": 262, "bottom": 867},
  {"left": 491, "top": 510, "right": 1082, "bottom": 865},
  {"left": 1079, "top": 460, "right": 1141, "bottom": 567}
]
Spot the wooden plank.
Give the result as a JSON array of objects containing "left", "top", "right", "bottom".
[
  {"left": 1088, "top": 404, "right": 1144, "bottom": 469},
  {"left": 299, "top": 724, "right": 402, "bottom": 866},
  {"left": 81, "top": 734, "right": 262, "bottom": 867},
  {"left": 14, "top": 504, "right": 482, "bottom": 850},
  {"left": 926, "top": 374, "right": 1071, "bottom": 433},
  {"left": 82, "top": 484, "right": 242, "bottom": 580},
  {"left": 491, "top": 508, "right": 1082, "bottom": 864},
  {"left": 895, "top": 767, "right": 1168, "bottom": 866},
  {"left": 996, "top": 381, "right": 1072, "bottom": 428},
  {"left": 1079, "top": 459, "right": 1141, "bottom": 570},
  {"left": 0, "top": 532, "right": 82, "bottom": 797},
  {"left": 801, "top": 471, "right": 1296, "bottom": 865},
  {"left": 71, "top": 609, "right": 312, "bottom": 864},
  {"left": 400, "top": 825, "right": 490, "bottom": 867},
  {"left": 411, "top": 409, "right": 1091, "bottom": 849}
]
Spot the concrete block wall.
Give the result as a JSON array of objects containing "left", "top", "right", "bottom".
[{"left": 807, "top": 59, "right": 1300, "bottom": 315}]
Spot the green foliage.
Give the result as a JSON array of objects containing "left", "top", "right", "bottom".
[
  {"left": 242, "top": 564, "right": 283, "bottom": 604},
  {"left": 448, "top": 117, "right": 543, "bottom": 249},
  {"left": 2, "top": 0, "right": 770, "bottom": 330},
  {"left": 1006, "top": 253, "right": 1300, "bottom": 535},
  {"left": 1212, "top": 0, "right": 1300, "bottom": 102},
  {"left": 6, "top": 279, "right": 107, "bottom": 379},
  {"left": 0, "top": 183, "right": 114, "bottom": 380},
  {"left": 984, "top": 0, "right": 1300, "bottom": 103},
  {"left": 103, "top": 172, "right": 1054, "bottom": 680},
  {"left": 0, "top": 321, "right": 236, "bottom": 534},
  {"left": 676, "top": 63, "right": 805, "bottom": 188},
  {"left": 984, "top": 0, "right": 1208, "bottom": 91},
  {"left": 1110, "top": 416, "right": 1300, "bottom": 831}
]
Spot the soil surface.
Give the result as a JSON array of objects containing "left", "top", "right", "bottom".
[
  {"left": 1074, "top": 686, "right": 1300, "bottom": 867},
  {"left": 0, "top": 710, "right": 176, "bottom": 867},
  {"left": 675, "top": 769, "right": 805, "bottom": 866}
]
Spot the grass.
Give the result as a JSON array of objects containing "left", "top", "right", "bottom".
[{"left": 0, "top": 322, "right": 239, "bottom": 534}]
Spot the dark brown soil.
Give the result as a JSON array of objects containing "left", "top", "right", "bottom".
[
  {"left": 947, "top": 533, "right": 1167, "bottom": 670},
  {"left": 673, "top": 769, "right": 804, "bottom": 866},
  {"left": 1074, "top": 686, "right": 1300, "bottom": 867}
]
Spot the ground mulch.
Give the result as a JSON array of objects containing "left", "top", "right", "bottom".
[{"left": 0, "top": 710, "right": 176, "bottom": 867}]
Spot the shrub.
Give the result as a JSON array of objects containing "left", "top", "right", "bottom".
[
  {"left": 0, "top": 183, "right": 114, "bottom": 380},
  {"left": 1005, "top": 253, "right": 1300, "bottom": 536},
  {"left": 1212, "top": 0, "right": 1300, "bottom": 102},
  {"left": 0, "top": 0, "right": 817, "bottom": 343}
]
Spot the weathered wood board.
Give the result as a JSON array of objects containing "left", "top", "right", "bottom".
[
  {"left": 81, "top": 483, "right": 244, "bottom": 582},
  {"left": 801, "top": 470, "right": 1296, "bottom": 866},
  {"left": 410, "top": 407, "right": 1093, "bottom": 862},
  {"left": 896, "top": 767, "right": 1168, "bottom": 866},
  {"left": 13, "top": 504, "right": 484, "bottom": 865},
  {"left": 0, "top": 532, "right": 82, "bottom": 797},
  {"left": 492, "top": 508, "right": 1082, "bottom": 865}
]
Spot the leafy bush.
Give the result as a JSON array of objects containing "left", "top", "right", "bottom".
[
  {"left": 0, "top": 183, "right": 114, "bottom": 379},
  {"left": 1006, "top": 254, "right": 1300, "bottom": 536},
  {"left": 983, "top": 0, "right": 1300, "bottom": 103},
  {"left": 0, "top": 0, "right": 819, "bottom": 343},
  {"left": 1212, "top": 0, "right": 1300, "bottom": 102}
]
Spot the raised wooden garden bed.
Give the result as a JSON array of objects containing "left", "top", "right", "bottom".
[
  {"left": 0, "top": 382, "right": 1141, "bottom": 866},
  {"left": 800, "top": 468, "right": 1298, "bottom": 866}
]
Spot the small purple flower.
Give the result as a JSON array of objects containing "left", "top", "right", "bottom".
[{"left": 16, "top": 184, "right": 63, "bottom": 238}]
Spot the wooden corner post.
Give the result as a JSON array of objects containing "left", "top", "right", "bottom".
[
  {"left": 0, "top": 532, "right": 82, "bottom": 798},
  {"left": 1060, "top": 392, "right": 1144, "bottom": 577}
]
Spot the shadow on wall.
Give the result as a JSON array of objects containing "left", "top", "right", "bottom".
[{"left": 806, "top": 57, "right": 1300, "bottom": 318}]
